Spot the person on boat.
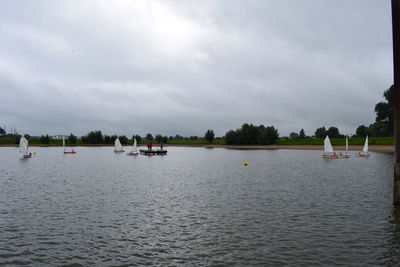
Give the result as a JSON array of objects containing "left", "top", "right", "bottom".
[
  {"left": 160, "top": 142, "right": 163, "bottom": 150},
  {"left": 339, "top": 152, "right": 342, "bottom": 157},
  {"left": 147, "top": 141, "right": 153, "bottom": 150},
  {"left": 333, "top": 152, "right": 337, "bottom": 157}
]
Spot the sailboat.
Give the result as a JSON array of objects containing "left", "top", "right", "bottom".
[
  {"left": 322, "top": 135, "right": 338, "bottom": 159},
  {"left": 357, "top": 135, "right": 370, "bottom": 157},
  {"left": 63, "top": 137, "right": 76, "bottom": 154},
  {"left": 19, "top": 136, "right": 31, "bottom": 158},
  {"left": 127, "top": 138, "right": 138, "bottom": 156},
  {"left": 114, "top": 138, "right": 125, "bottom": 152},
  {"left": 340, "top": 136, "right": 350, "bottom": 158}
]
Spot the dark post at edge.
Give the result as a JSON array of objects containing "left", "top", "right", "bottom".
[{"left": 392, "top": 0, "right": 400, "bottom": 205}]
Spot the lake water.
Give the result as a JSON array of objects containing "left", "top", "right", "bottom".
[{"left": 0, "top": 146, "right": 399, "bottom": 266}]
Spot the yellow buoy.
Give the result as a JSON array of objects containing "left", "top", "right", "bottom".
[{"left": 243, "top": 161, "right": 248, "bottom": 166}]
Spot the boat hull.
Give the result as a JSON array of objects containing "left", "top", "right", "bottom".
[
  {"left": 64, "top": 151, "right": 77, "bottom": 154},
  {"left": 356, "top": 152, "right": 370, "bottom": 157},
  {"left": 322, "top": 154, "right": 338, "bottom": 159},
  {"left": 114, "top": 150, "right": 125, "bottom": 153},
  {"left": 139, "top": 149, "right": 167, "bottom": 156},
  {"left": 127, "top": 152, "right": 138, "bottom": 156}
]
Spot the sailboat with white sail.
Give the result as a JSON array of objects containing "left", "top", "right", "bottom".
[
  {"left": 19, "top": 136, "right": 31, "bottom": 158},
  {"left": 114, "top": 138, "right": 125, "bottom": 153},
  {"left": 322, "top": 135, "right": 338, "bottom": 158},
  {"left": 340, "top": 136, "right": 350, "bottom": 158},
  {"left": 63, "top": 137, "right": 76, "bottom": 154},
  {"left": 357, "top": 136, "right": 370, "bottom": 157},
  {"left": 127, "top": 138, "right": 138, "bottom": 156}
]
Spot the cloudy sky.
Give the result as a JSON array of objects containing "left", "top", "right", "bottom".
[{"left": 0, "top": 0, "right": 393, "bottom": 137}]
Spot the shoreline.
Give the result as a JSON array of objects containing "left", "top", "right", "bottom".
[{"left": 0, "top": 144, "right": 394, "bottom": 153}]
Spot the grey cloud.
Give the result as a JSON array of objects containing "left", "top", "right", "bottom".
[{"left": 0, "top": 0, "right": 392, "bottom": 137}]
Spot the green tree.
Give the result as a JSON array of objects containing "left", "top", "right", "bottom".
[
  {"left": 104, "top": 135, "right": 112, "bottom": 144},
  {"left": 14, "top": 134, "right": 21, "bottom": 144},
  {"left": 132, "top": 134, "right": 142, "bottom": 143},
  {"left": 290, "top": 132, "right": 299, "bottom": 139},
  {"left": 373, "top": 85, "right": 394, "bottom": 136},
  {"left": 224, "top": 124, "right": 278, "bottom": 145},
  {"left": 327, "top": 127, "right": 340, "bottom": 138},
  {"left": 67, "top": 133, "right": 77, "bottom": 144},
  {"left": 0, "top": 127, "right": 5, "bottom": 136},
  {"left": 162, "top": 136, "right": 168, "bottom": 143},
  {"left": 86, "top": 130, "right": 103, "bottom": 144},
  {"left": 40, "top": 135, "right": 50, "bottom": 144},
  {"left": 314, "top": 127, "right": 327, "bottom": 138},
  {"left": 155, "top": 134, "right": 163, "bottom": 143},
  {"left": 355, "top": 125, "right": 369, "bottom": 137},
  {"left": 118, "top": 135, "right": 128, "bottom": 144},
  {"left": 146, "top": 133, "right": 153, "bottom": 141},
  {"left": 299, "top": 129, "right": 305, "bottom": 139},
  {"left": 205, "top": 129, "right": 215, "bottom": 143}
]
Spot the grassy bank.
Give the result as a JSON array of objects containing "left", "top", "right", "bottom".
[
  {"left": 1, "top": 136, "right": 393, "bottom": 146},
  {"left": 277, "top": 137, "right": 394, "bottom": 146},
  {"left": 0, "top": 137, "right": 225, "bottom": 146}
]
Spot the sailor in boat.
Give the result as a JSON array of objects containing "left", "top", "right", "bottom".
[{"left": 147, "top": 141, "right": 153, "bottom": 150}]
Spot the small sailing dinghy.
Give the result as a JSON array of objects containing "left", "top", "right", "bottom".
[
  {"left": 127, "top": 138, "right": 138, "bottom": 156},
  {"left": 340, "top": 136, "right": 350, "bottom": 158},
  {"left": 356, "top": 136, "right": 370, "bottom": 157},
  {"left": 19, "top": 136, "right": 31, "bottom": 158},
  {"left": 114, "top": 138, "right": 125, "bottom": 153},
  {"left": 322, "top": 135, "right": 338, "bottom": 159},
  {"left": 63, "top": 137, "right": 76, "bottom": 154}
]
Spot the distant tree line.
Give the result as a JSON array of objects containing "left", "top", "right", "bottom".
[{"left": 224, "top": 123, "right": 279, "bottom": 145}]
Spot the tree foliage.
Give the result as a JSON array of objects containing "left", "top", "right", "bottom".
[
  {"left": 289, "top": 132, "right": 299, "bottom": 139},
  {"left": 299, "top": 129, "right": 305, "bottom": 139},
  {"left": 155, "top": 134, "right": 163, "bottom": 143},
  {"left": 132, "top": 134, "right": 142, "bottom": 143},
  {"left": 118, "top": 135, "right": 128, "bottom": 145},
  {"left": 67, "top": 133, "right": 77, "bottom": 144},
  {"left": 355, "top": 125, "right": 369, "bottom": 137},
  {"left": 146, "top": 133, "right": 153, "bottom": 141},
  {"left": 314, "top": 127, "right": 327, "bottom": 138},
  {"left": 205, "top": 129, "right": 215, "bottom": 143},
  {"left": 327, "top": 127, "right": 341, "bottom": 138},
  {"left": 225, "top": 123, "right": 279, "bottom": 145},
  {"left": 371, "top": 85, "right": 394, "bottom": 136},
  {"left": 40, "top": 135, "right": 50, "bottom": 144},
  {"left": 83, "top": 130, "right": 103, "bottom": 144},
  {"left": 0, "top": 127, "right": 5, "bottom": 136}
]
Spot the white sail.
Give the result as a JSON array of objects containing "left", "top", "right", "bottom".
[
  {"left": 115, "top": 138, "right": 122, "bottom": 150},
  {"left": 346, "top": 137, "right": 348, "bottom": 152},
  {"left": 63, "top": 138, "right": 66, "bottom": 152},
  {"left": 324, "top": 135, "right": 334, "bottom": 153},
  {"left": 363, "top": 136, "right": 368, "bottom": 153},
  {"left": 133, "top": 138, "right": 137, "bottom": 152},
  {"left": 19, "top": 136, "right": 28, "bottom": 154}
]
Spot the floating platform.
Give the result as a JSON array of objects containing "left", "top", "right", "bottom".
[{"left": 139, "top": 149, "right": 167, "bottom": 156}]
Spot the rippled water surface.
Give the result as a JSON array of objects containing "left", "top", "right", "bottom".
[{"left": 1, "top": 147, "right": 399, "bottom": 266}]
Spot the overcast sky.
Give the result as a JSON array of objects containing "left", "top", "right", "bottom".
[{"left": 0, "top": 0, "right": 393, "bottom": 137}]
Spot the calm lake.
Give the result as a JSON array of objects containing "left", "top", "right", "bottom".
[{"left": 0, "top": 147, "right": 399, "bottom": 266}]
